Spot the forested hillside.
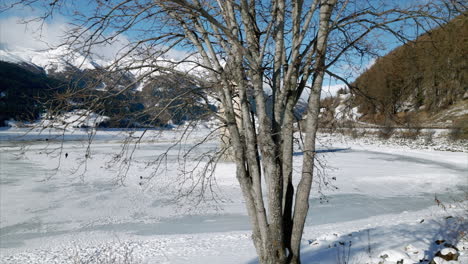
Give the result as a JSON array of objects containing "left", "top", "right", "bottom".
[
  {"left": 0, "top": 58, "right": 215, "bottom": 127},
  {"left": 352, "top": 14, "right": 467, "bottom": 126},
  {"left": 0, "top": 61, "right": 65, "bottom": 124}
]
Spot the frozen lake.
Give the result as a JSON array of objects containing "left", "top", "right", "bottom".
[{"left": 0, "top": 128, "right": 466, "bottom": 253}]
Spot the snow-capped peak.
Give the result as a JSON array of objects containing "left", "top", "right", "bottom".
[{"left": 0, "top": 45, "right": 100, "bottom": 73}]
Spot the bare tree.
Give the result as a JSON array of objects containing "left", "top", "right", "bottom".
[{"left": 3, "top": 0, "right": 463, "bottom": 263}]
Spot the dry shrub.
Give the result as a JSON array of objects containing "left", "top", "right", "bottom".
[
  {"left": 424, "top": 130, "right": 436, "bottom": 144},
  {"left": 448, "top": 120, "right": 468, "bottom": 141},
  {"left": 397, "top": 112, "right": 422, "bottom": 139},
  {"left": 399, "top": 127, "right": 421, "bottom": 140},
  {"left": 378, "top": 123, "right": 395, "bottom": 139},
  {"left": 350, "top": 129, "right": 367, "bottom": 139}
]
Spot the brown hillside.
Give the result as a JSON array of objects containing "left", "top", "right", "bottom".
[{"left": 353, "top": 14, "right": 467, "bottom": 127}]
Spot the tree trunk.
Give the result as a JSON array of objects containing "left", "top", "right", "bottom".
[{"left": 289, "top": 1, "right": 337, "bottom": 262}]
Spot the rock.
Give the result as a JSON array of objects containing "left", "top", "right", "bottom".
[
  {"left": 405, "top": 244, "right": 424, "bottom": 261},
  {"left": 405, "top": 244, "right": 419, "bottom": 253},
  {"left": 435, "top": 247, "right": 459, "bottom": 261},
  {"left": 443, "top": 243, "right": 459, "bottom": 251},
  {"left": 429, "top": 257, "right": 460, "bottom": 264},
  {"left": 378, "top": 250, "right": 412, "bottom": 263},
  {"left": 430, "top": 256, "right": 446, "bottom": 264}
]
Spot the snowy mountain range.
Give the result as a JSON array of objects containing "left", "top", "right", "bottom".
[
  {"left": 0, "top": 44, "right": 208, "bottom": 84},
  {"left": 0, "top": 45, "right": 216, "bottom": 128},
  {"left": 0, "top": 45, "right": 101, "bottom": 75}
]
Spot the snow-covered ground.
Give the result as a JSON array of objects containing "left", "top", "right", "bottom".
[{"left": 0, "top": 128, "right": 466, "bottom": 264}]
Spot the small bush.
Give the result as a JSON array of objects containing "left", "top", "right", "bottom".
[
  {"left": 424, "top": 130, "right": 435, "bottom": 144},
  {"left": 399, "top": 127, "right": 421, "bottom": 140},
  {"left": 350, "top": 129, "right": 360, "bottom": 139},
  {"left": 349, "top": 129, "right": 367, "bottom": 139},
  {"left": 448, "top": 120, "right": 468, "bottom": 141},
  {"left": 378, "top": 124, "right": 395, "bottom": 139}
]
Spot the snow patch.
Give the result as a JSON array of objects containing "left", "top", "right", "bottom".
[{"left": 39, "top": 110, "right": 109, "bottom": 129}]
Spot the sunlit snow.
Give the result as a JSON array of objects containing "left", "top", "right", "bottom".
[{"left": 0, "top": 128, "right": 466, "bottom": 263}]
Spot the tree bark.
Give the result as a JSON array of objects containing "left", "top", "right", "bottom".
[{"left": 289, "top": 1, "right": 337, "bottom": 263}]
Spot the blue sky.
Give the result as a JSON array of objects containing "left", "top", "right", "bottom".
[{"left": 0, "top": 0, "right": 446, "bottom": 96}]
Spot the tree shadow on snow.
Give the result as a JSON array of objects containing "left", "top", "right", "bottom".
[{"left": 246, "top": 213, "right": 467, "bottom": 264}]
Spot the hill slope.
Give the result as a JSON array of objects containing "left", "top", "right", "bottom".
[
  {"left": 0, "top": 61, "right": 66, "bottom": 124},
  {"left": 351, "top": 14, "right": 467, "bottom": 127}
]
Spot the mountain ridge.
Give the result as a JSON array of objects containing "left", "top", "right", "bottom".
[{"left": 0, "top": 46, "right": 216, "bottom": 128}]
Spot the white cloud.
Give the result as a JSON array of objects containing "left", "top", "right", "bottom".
[
  {"left": 322, "top": 83, "right": 346, "bottom": 98},
  {"left": 163, "top": 48, "right": 193, "bottom": 61},
  {"left": 0, "top": 16, "right": 68, "bottom": 50},
  {"left": 0, "top": 15, "right": 132, "bottom": 61},
  {"left": 364, "top": 57, "right": 376, "bottom": 70},
  {"left": 297, "top": 81, "right": 347, "bottom": 101},
  {"left": 0, "top": 15, "right": 193, "bottom": 64},
  {"left": 88, "top": 34, "right": 132, "bottom": 62}
]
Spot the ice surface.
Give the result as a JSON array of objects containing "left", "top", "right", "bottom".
[{"left": 0, "top": 128, "right": 466, "bottom": 263}]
